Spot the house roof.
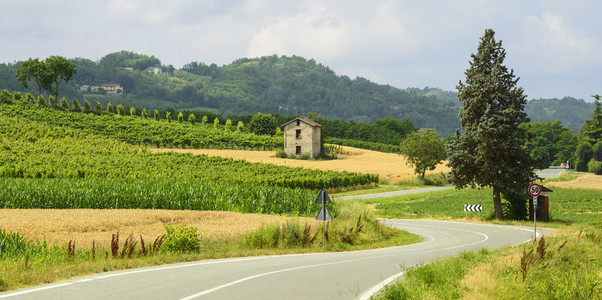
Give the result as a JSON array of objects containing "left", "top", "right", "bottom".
[{"left": 280, "top": 117, "right": 323, "bottom": 128}]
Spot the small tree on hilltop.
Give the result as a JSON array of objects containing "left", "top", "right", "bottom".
[
  {"left": 400, "top": 129, "right": 446, "bottom": 178},
  {"left": 447, "top": 29, "right": 537, "bottom": 220},
  {"left": 45, "top": 55, "right": 76, "bottom": 100},
  {"left": 16, "top": 58, "right": 51, "bottom": 98}
]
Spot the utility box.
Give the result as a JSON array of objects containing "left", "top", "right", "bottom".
[{"left": 529, "top": 186, "right": 552, "bottom": 221}]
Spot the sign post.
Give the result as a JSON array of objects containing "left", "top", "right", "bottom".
[
  {"left": 315, "top": 188, "right": 332, "bottom": 247},
  {"left": 528, "top": 183, "right": 542, "bottom": 242}
]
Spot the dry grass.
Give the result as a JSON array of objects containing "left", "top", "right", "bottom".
[
  {"left": 0, "top": 209, "right": 317, "bottom": 248},
  {"left": 151, "top": 146, "right": 450, "bottom": 184},
  {"left": 546, "top": 174, "right": 602, "bottom": 191}
]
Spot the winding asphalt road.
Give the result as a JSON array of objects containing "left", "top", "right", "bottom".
[
  {"left": 0, "top": 220, "right": 551, "bottom": 300},
  {"left": 3, "top": 172, "right": 563, "bottom": 299}
]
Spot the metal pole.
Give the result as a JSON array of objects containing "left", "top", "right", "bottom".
[
  {"left": 322, "top": 191, "right": 326, "bottom": 247},
  {"left": 533, "top": 196, "right": 537, "bottom": 243}
]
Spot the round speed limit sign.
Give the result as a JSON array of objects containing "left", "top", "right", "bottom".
[{"left": 528, "top": 183, "right": 541, "bottom": 197}]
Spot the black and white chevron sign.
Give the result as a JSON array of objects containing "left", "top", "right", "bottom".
[{"left": 464, "top": 204, "right": 482, "bottom": 212}]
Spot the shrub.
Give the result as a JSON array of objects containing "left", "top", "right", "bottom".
[
  {"left": 576, "top": 143, "right": 594, "bottom": 172},
  {"left": 161, "top": 224, "right": 201, "bottom": 252},
  {"left": 83, "top": 100, "right": 91, "bottom": 111},
  {"left": 37, "top": 95, "right": 46, "bottom": 107},
  {"left": 588, "top": 159, "right": 602, "bottom": 175},
  {"left": 72, "top": 98, "right": 81, "bottom": 112},
  {"left": 275, "top": 149, "right": 288, "bottom": 158},
  {"left": 1, "top": 89, "right": 14, "bottom": 104},
  {"left": 244, "top": 224, "right": 281, "bottom": 249}
]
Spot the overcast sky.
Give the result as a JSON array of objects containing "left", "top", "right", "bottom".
[{"left": 1, "top": 0, "right": 600, "bottom": 101}]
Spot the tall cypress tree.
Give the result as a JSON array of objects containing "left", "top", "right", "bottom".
[
  {"left": 447, "top": 29, "right": 537, "bottom": 220},
  {"left": 578, "top": 94, "right": 602, "bottom": 145}
]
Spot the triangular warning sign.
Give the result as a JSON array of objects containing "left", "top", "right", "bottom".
[
  {"left": 316, "top": 206, "right": 332, "bottom": 221},
  {"left": 315, "top": 188, "right": 332, "bottom": 204}
]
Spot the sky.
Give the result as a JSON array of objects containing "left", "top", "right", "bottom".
[{"left": 1, "top": 0, "right": 600, "bottom": 101}]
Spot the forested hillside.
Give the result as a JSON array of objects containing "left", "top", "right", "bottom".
[{"left": 0, "top": 51, "right": 594, "bottom": 136}]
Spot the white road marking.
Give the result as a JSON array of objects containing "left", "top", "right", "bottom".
[
  {"left": 0, "top": 283, "right": 72, "bottom": 299},
  {"left": 179, "top": 258, "right": 362, "bottom": 300},
  {"left": 357, "top": 271, "right": 404, "bottom": 300},
  {"left": 181, "top": 221, "right": 492, "bottom": 299}
]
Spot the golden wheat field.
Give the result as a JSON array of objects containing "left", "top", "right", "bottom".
[
  {"left": 151, "top": 145, "right": 451, "bottom": 184},
  {"left": 4, "top": 146, "right": 446, "bottom": 247},
  {"left": 0, "top": 209, "right": 316, "bottom": 248},
  {"left": 546, "top": 174, "right": 602, "bottom": 191}
]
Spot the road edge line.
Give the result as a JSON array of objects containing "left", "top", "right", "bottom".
[{"left": 358, "top": 271, "right": 405, "bottom": 300}]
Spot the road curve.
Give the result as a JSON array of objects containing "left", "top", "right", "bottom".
[{"left": 0, "top": 220, "right": 552, "bottom": 300}]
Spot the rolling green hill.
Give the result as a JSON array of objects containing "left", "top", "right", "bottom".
[{"left": 0, "top": 51, "right": 594, "bottom": 136}]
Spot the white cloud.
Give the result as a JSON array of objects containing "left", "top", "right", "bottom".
[
  {"left": 245, "top": 1, "right": 417, "bottom": 65},
  {"left": 512, "top": 12, "right": 602, "bottom": 74}
]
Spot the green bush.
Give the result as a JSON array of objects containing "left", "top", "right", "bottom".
[
  {"left": 274, "top": 149, "right": 288, "bottom": 158},
  {"left": 576, "top": 143, "right": 594, "bottom": 172},
  {"left": 161, "top": 224, "right": 201, "bottom": 253},
  {"left": 588, "top": 159, "right": 602, "bottom": 175},
  {"left": 244, "top": 224, "right": 281, "bottom": 249},
  {"left": 0, "top": 89, "right": 13, "bottom": 104}
]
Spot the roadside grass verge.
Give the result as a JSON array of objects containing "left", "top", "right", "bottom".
[
  {"left": 377, "top": 225, "right": 602, "bottom": 300},
  {"left": 363, "top": 187, "right": 602, "bottom": 226},
  {"left": 0, "top": 202, "right": 420, "bottom": 292},
  {"left": 369, "top": 186, "right": 602, "bottom": 299}
]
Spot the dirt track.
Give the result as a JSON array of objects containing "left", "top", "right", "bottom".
[{"left": 151, "top": 146, "right": 450, "bottom": 184}]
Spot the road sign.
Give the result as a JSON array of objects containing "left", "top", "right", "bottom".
[
  {"left": 528, "top": 184, "right": 542, "bottom": 197},
  {"left": 464, "top": 204, "right": 482, "bottom": 212},
  {"left": 528, "top": 184, "right": 541, "bottom": 243},
  {"left": 315, "top": 188, "right": 332, "bottom": 204},
  {"left": 316, "top": 206, "right": 332, "bottom": 221},
  {"left": 464, "top": 204, "right": 482, "bottom": 219},
  {"left": 315, "top": 188, "right": 332, "bottom": 247}
]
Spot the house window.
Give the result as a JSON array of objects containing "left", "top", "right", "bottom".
[
  {"left": 296, "top": 146, "right": 301, "bottom": 154},
  {"left": 295, "top": 129, "right": 301, "bottom": 139},
  {"left": 296, "top": 120, "right": 300, "bottom": 126}
]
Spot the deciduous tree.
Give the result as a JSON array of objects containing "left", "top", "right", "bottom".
[
  {"left": 249, "top": 112, "right": 278, "bottom": 136},
  {"left": 400, "top": 129, "right": 446, "bottom": 178},
  {"left": 16, "top": 58, "right": 51, "bottom": 98},
  {"left": 45, "top": 56, "right": 76, "bottom": 100},
  {"left": 447, "top": 29, "right": 537, "bottom": 220}
]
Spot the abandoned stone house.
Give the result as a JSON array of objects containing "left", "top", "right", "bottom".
[{"left": 280, "top": 118, "right": 323, "bottom": 158}]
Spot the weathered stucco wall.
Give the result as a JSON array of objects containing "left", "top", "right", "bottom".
[{"left": 282, "top": 119, "right": 321, "bottom": 158}]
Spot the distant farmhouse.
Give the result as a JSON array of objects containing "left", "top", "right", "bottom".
[
  {"left": 145, "top": 66, "right": 162, "bottom": 75},
  {"left": 101, "top": 84, "right": 123, "bottom": 95},
  {"left": 280, "top": 118, "right": 322, "bottom": 158},
  {"left": 79, "top": 84, "right": 123, "bottom": 95}
]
